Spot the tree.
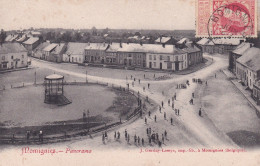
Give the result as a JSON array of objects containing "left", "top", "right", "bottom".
[
  {"left": 0, "top": 29, "right": 7, "bottom": 44},
  {"left": 91, "top": 26, "right": 97, "bottom": 36}
]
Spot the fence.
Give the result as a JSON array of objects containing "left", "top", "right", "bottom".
[{"left": 0, "top": 80, "right": 149, "bottom": 145}]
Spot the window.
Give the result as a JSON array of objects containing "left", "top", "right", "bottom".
[
  {"left": 11, "top": 56, "right": 13, "bottom": 59},
  {"left": 160, "top": 55, "right": 162, "bottom": 60},
  {"left": 128, "top": 54, "right": 131, "bottom": 57},
  {"left": 154, "top": 55, "right": 156, "bottom": 60},
  {"left": 153, "top": 62, "right": 156, "bottom": 67},
  {"left": 149, "top": 55, "right": 152, "bottom": 60},
  {"left": 2, "top": 56, "right": 5, "bottom": 60},
  {"left": 167, "top": 56, "right": 170, "bottom": 61}
]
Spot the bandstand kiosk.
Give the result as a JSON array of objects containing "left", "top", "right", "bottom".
[{"left": 44, "top": 74, "right": 71, "bottom": 105}]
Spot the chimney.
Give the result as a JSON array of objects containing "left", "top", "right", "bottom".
[
  {"left": 162, "top": 43, "right": 165, "bottom": 48},
  {"left": 140, "top": 41, "right": 143, "bottom": 46},
  {"left": 103, "top": 42, "right": 105, "bottom": 47},
  {"left": 120, "top": 42, "right": 122, "bottom": 48},
  {"left": 160, "top": 36, "right": 162, "bottom": 43}
]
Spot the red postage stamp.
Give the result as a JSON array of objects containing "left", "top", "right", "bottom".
[{"left": 196, "top": 0, "right": 257, "bottom": 38}]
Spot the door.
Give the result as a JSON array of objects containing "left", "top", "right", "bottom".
[
  {"left": 149, "top": 62, "right": 152, "bottom": 68},
  {"left": 128, "top": 59, "right": 132, "bottom": 66},
  {"left": 175, "top": 62, "right": 179, "bottom": 71},
  {"left": 160, "top": 63, "right": 162, "bottom": 69},
  {"left": 15, "top": 61, "right": 18, "bottom": 68}
]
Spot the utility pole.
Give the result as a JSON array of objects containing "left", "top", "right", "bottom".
[
  {"left": 34, "top": 69, "right": 36, "bottom": 85},
  {"left": 86, "top": 70, "right": 88, "bottom": 83}
]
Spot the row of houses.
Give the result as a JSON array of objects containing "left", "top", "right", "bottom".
[
  {"left": 31, "top": 39, "right": 203, "bottom": 71},
  {"left": 197, "top": 38, "right": 245, "bottom": 54},
  {"left": 229, "top": 42, "right": 260, "bottom": 105}
]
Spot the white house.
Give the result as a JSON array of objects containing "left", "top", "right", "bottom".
[
  {"left": 63, "top": 42, "right": 89, "bottom": 64},
  {"left": 0, "top": 43, "right": 28, "bottom": 70}
]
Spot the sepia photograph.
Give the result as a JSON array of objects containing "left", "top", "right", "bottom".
[{"left": 0, "top": 0, "right": 260, "bottom": 165}]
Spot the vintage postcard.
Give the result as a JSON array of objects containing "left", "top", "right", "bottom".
[{"left": 0, "top": 0, "right": 260, "bottom": 165}]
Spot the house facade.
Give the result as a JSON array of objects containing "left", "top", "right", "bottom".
[
  {"left": 63, "top": 42, "right": 88, "bottom": 64},
  {"left": 197, "top": 38, "right": 244, "bottom": 54},
  {"left": 229, "top": 42, "right": 252, "bottom": 73},
  {"left": 236, "top": 47, "right": 260, "bottom": 90},
  {"left": 42, "top": 43, "right": 66, "bottom": 63},
  {"left": 146, "top": 45, "right": 187, "bottom": 71},
  {"left": 23, "top": 37, "right": 40, "bottom": 55},
  {"left": 252, "top": 80, "right": 260, "bottom": 105},
  {"left": 0, "top": 43, "right": 28, "bottom": 70},
  {"left": 84, "top": 43, "right": 109, "bottom": 64}
]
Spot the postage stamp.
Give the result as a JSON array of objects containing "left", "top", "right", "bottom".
[{"left": 196, "top": 0, "right": 258, "bottom": 38}]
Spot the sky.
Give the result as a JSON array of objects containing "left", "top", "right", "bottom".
[{"left": 0, "top": 0, "right": 259, "bottom": 31}]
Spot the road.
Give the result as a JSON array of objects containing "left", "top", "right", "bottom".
[{"left": 31, "top": 54, "right": 237, "bottom": 149}]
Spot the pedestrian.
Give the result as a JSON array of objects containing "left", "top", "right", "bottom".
[
  {"left": 134, "top": 78, "right": 136, "bottom": 81},
  {"left": 142, "top": 138, "right": 144, "bottom": 146},
  {"left": 215, "top": 73, "right": 216, "bottom": 78},
  {"left": 149, "top": 127, "right": 151, "bottom": 135},
  {"left": 131, "top": 75, "right": 133, "bottom": 79},
  {"left": 178, "top": 109, "right": 180, "bottom": 116},
  {"left": 114, "top": 131, "right": 117, "bottom": 139},
  {"left": 138, "top": 79, "right": 140, "bottom": 84},
  {"left": 164, "top": 112, "right": 166, "bottom": 120},
  {"left": 146, "top": 128, "right": 149, "bottom": 135},
  {"left": 39, "top": 130, "right": 43, "bottom": 142},
  {"left": 149, "top": 137, "right": 151, "bottom": 144},
  {"left": 143, "top": 86, "right": 145, "bottom": 92},
  {"left": 127, "top": 134, "right": 130, "bottom": 143},
  {"left": 156, "top": 133, "right": 159, "bottom": 140},
  {"left": 12, "top": 134, "right": 15, "bottom": 144},
  {"left": 206, "top": 81, "right": 207, "bottom": 85},
  {"left": 105, "top": 131, "right": 108, "bottom": 139},
  {"left": 172, "top": 103, "right": 174, "bottom": 109},
  {"left": 144, "top": 74, "right": 145, "bottom": 79},
  {"left": 161, "top": 101, "right": 164, "bottom": 107},
  {"left": 162, "top": 135, "right": 164, "bottom": 144},
  {"left": 138, "top": 136, "right": 140, "bottom": 145},
  {"left": 26, "top": 131, "right": 30, "bottom": 142},
  {"left": 102, "top": 134, "right": 105, "bottom": 144},
  {"left": 125, "top": 129, "right": 127, "bottom": 140},
  {"left": 174, "top": 93, "right": 176, "bottom": 100},
  {"left": 199, "top": 108, "right": 202, "bottom": 117},
  {"left": 117, "top": 131, "right": 120, "bottom": 139},
  {"left": 154, "top": 115, "right": 157, "bottom": 122},
  {"left": 145, "top": 117, "right": 147, "bottom": 124},
  {"left": 171, "top": 117, "right": 173, "bottom": 125},
  {"left": 159, "top": 106, "right": 161, "bottom": 113},
  {"left": 164, "top": 130, "right": 167, "bottom": 139},
  {"left": 192, "top": 93, "right": 194, "bottom": 98},
  {"left": 148, "top": 83, "right": 150, "bottom": 89},
  {"left": 168, "top": 99, "right": 170, "bottom": 106},
  {"left": 148, "top": 111, "right": 151, "bottom": 117},
  {"left": 134, "top": 134, "right": 137, "bottom": 143}
]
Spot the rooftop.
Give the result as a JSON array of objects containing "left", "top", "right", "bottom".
[
  {"left": 43, "top": 43, "right": 58, "bottom": 52},
  {"left": 85, "top": 43, "right": 109, "bottom": 51},
  {"left": 0, "top": 43, "right": 27, "bottom": 54},
  {"left": 23, "top": 37, "right": 39, "bottom": 45},
  {"left": 65, "top": 42, "right": 89, "bottom": 55},
  {"left": 236, "top": 47, "right": 260, "bottom": 71},
  {"left": 232, "top": 42, "right": 252, "bottom": 55},
  {"left": 45, "top": 74, "right": 64, "bottom": 80}
]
